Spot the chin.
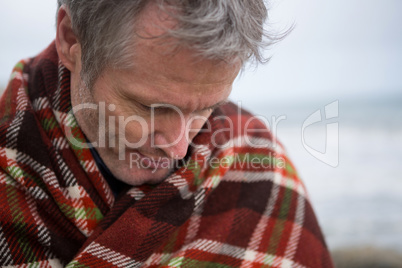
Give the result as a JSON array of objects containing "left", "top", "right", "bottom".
[
  {"left": 94, "top": 147, "right": 173, "bottom": 186},
  {"left": 112, "top": 162, "right": 174, "bottom": 186}
]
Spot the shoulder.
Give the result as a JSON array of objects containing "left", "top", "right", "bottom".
[
  {"left": 193, "top": 102, "right": 334, "bottom": 266},
  {"left": 211, "top": 101, "right": 279, "bottom": 148}
]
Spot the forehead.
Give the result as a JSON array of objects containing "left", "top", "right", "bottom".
[
  {"left": 101, "top": 1, "right": 241, "bottom": 111},
  {"left": 112, "top": 44, "right": 239, "bottom": 111},
  {"left": 136, "top": 44, "right": 239, "bottom": 87},
  {"left": 133, "top": 1, "right": 241, "bottom": 83}
]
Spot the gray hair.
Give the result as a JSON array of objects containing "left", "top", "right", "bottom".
[{"left": 57, "top": 0, "right": 285, "bottom": 89}]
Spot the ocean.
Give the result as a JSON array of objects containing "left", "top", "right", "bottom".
[{"left": 238, "top": 95, "right": 402, "bottom": 252}]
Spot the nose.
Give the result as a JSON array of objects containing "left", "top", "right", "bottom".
[{"left": 152, "top": 115, "right": 191, "bottom": 160}]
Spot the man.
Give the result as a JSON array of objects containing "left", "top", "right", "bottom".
[{"left": 0, "top": 0, "right": 333, "bottom": 267}]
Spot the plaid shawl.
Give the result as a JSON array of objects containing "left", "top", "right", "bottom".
[{"left": 0, "top": 42, "right": 333, "bottom": 268}]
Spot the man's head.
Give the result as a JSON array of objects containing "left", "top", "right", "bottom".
[
  {"left": 57, "top": 0, "right": 270, "bottom": 89},
  {"left": 55, "top": 0, "right": 273, "bottom": 186}
]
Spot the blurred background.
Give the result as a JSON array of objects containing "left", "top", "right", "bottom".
[{"left": 1, "top": 0, "right": 402, "bottom": 266}]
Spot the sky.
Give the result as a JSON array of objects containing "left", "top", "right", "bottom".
[{"left": 1, "top": 0, "right": 402, "bottom": 105}]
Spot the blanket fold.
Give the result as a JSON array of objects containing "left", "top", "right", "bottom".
[{"left": 0, "top": 42, "right": 333, "bottom": 267}]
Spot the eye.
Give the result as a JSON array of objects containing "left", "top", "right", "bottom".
[
  {"left": 203, "top": 105, "right": 219, "bottom": 113},
  {"left": 135, "top": 101, "right": 152, "bottom": 112},
  {"left": 137, "top": 102, "right": 170, "bottom": 114},
  {"left": 140, "top": 103, "right": 152, "bottom": 111}
]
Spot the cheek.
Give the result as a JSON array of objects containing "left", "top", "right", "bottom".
[
  {"left": 103, "top": 105, "right": 150, "bottom": 142},
  {"left": 117, "top": 115, "right": 151, "bottom": 140}
]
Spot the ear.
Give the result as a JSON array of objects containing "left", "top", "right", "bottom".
[{"left": 55, "top": 6, "right": 81, "bottom": 72}]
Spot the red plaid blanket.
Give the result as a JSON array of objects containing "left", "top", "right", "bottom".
[{"left": 0, "top": 42, "right": 333, "bottom": 267}]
